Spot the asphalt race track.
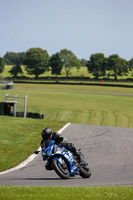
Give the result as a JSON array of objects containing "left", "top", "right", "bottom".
[{"left": 0, "top": 124, "right": 133, "bottom": 186}]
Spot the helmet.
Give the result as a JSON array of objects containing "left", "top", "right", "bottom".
[{"left": 41, "top": 127, "right": 52, "bottom": 139}]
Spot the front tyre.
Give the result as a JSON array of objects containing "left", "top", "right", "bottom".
[
  {"left": 79, "top": 166, "right": 91, "bottom": 178},
  {"left": 52, "top": 158, "right": 70, "bottom": 179}
]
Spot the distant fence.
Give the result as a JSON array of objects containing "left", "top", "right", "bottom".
[
  {"left": 12, "top": 80, "right": 133, "bottom": 88},
  {"left": 5, "top": 76, "right": 133, "bottom": 82}
]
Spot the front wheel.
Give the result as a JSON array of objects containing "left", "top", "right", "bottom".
[
  {"left": 79, "top": 166, "right": 91, "bottom": 178},
  {"left": 52, "top": 158, "right": 70, "bottom": 179}
]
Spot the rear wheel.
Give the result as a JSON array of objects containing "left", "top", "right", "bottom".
[
  {"left": 52, "top": 158, "right": 70, "bottom": 179},
  {"left": 79, "top": 166, "right": 91, "bottom": 178}
]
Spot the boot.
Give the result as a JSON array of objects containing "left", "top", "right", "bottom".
[{"left": 76, "top": 150, "right": 83, "bottom": 162}]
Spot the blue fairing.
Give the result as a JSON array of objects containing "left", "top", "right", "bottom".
[{"left": 42, "top": 140, "right": 79, "bottom": 175}]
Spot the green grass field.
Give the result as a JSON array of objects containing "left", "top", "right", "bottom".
[
  {"left": 4, "top": 83, "right": 133, "bottom": 127},
  {"left": 0, "top": 186, "right": 133, "bottom": 200},
  {"left": 0, "top": 83, "right": 133, "bottom": 199},
  {"left": 1, "top": 65, "right": 133, "bottom": 80},
  {"left": 0, "top": 65, "right": 95, "bottom": 78},
  {"left": 0, "top": 65, "right": 90, "bottom": 78}
]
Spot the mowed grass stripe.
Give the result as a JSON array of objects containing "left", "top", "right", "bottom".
[
  {"left": 3, "top": 85, "right": 133, "bottom": 128},
  {"left": 115, "top": 112, "right": 131, "bottom": 128},
  {"left": 87, "top": 110, "right": 116, "bottom": 127},
  {"left": 41, "top": 108, "right": 133, "bottom": 128}
]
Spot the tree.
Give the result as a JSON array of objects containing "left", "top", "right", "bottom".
[
  {"left": 0, "top": 57, "right": 4, "bottom": 74},
  {"left": 9, "top": 64, "right": 23, "bottom": 78},
  {"left": 86, "top": 53, "right": 105, "bottom": 79},
  {"left": 3, "top": 52, "right": 25, "bottom": 65},
  {"left": 120, "top": 58, "right": 128, "bottom": 73},
  {"left": 80, "top": 58, "right": 87, "bottom": 66},
  {"left": 107, "top": 54, "right": 127, "bottom": 80},
  {"left": 59, "top": 49, "right": 80, "bottom": 78},
  {"left": 24, "top": 48, "right": 50, "bottom": 78},
  {"left": 128, "top": 58, "right": 133, "bottom": 71},
  {"left": 50, "top": 53, "right": 63, "bottom": 77}
]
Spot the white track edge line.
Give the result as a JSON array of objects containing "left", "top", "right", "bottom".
[{"left": 0, "top": 123, "right": 71, "bottom": 175}]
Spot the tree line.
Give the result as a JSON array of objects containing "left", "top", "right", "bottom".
[{"left": 0, "top": 48, "right": 133, "bottom": 80}]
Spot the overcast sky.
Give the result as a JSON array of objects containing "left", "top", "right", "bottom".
[{"left": 0, "top": 0, "right": 133, "bottom": 60}]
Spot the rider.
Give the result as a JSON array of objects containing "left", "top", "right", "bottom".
[{"left": 41, "top": 127, "right": 82, "bottom": 170}]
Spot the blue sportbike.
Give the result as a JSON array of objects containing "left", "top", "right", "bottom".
[{"left": 42, "top": 140, "right": 91, "bottom": 179}]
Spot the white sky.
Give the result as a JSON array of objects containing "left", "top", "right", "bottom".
[{"left": 0, "top": 0, "right": 133, "bottom": 60}]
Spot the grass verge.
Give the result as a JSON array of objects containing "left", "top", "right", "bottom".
[
  {"left": 0, "top": 116, "right": 66, "bottom": 172},
  {"left": 0, "top": 186, "right": 133, "bottom": 200}
]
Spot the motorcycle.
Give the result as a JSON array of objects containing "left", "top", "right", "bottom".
[{"left": 41, "top": 139, "right": 91, "bottom": 179}]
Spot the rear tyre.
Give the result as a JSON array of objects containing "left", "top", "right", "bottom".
[
  {"left": 52, "top": 158, "right": 70, "bottom": 179},
  {"left": 79, "top": 166, "right": 91, "bottom": 178}
]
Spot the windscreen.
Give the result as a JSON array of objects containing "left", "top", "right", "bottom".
[{"left": 42, "top": 139, "right": 51, "bottom": 149}]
